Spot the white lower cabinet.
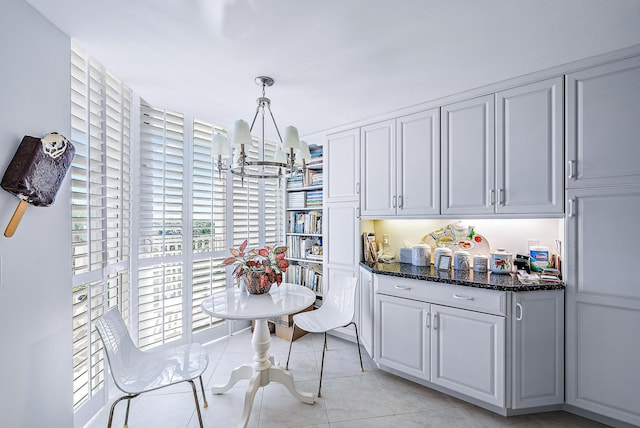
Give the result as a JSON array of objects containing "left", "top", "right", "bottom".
[
  {"left": 430, "top": 304, "right": 505, "bottom": 407},
  {"left": 373, "top": 274, "right": 563, "bottom": 414},
  {"left": 375, "top": 293, "right": 429, "bottom": 380}
]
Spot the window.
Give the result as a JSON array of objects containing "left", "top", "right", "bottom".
[
  {"left": 71, "top": 43, "right": 288, "bottom": 424},
  {"left": 70, "top": 41, "right": 131, "bottom": 411}
]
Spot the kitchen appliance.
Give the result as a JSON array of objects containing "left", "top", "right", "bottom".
[{"left": 490, "top": 249, "right": 513, "bottom": 274}]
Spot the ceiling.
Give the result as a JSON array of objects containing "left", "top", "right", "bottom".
[{"left": 25, "top": 0, "right": 640, "bottom": 139}]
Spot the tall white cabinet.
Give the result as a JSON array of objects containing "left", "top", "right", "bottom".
[
  {"left": 565, "top": 55, "right": 640, "bottom": 427},
  {"left": 324, "top": 128, "right": 361, "bottom": 339}
]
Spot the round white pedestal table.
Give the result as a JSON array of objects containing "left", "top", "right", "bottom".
[{"left": 201, "top": 283, "right": 316, "bottom": 428}]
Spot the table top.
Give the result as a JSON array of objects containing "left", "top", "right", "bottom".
[{"left": 201, "top": 283, "right": 316, "bottom": 321}]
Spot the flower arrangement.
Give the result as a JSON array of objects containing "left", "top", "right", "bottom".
[{"left": 222, "top": 239, "right": 289, "bottom": 292}]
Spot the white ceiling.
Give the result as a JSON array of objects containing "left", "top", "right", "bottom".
[{"left": 26, "top": 0, "right": 640, "bottom": 138}]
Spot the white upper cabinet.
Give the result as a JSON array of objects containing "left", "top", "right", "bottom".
[
  {"left": 360, "top": 109, "right": 440, "bottom": 217},
  {"left": 325, "top": 128, "right": 360, "bottom": 203},
  {"left": 496, "top": 77, "right": 564, "bottom": 214},
  {"left": 442, "top": 79, "right": 563, "bottom": 216},
  {"left": 396, "top": 109, "right": 441, "bottom": 216},
  {"left": 567, "top": 55, "right": 640, "bottom": 188},
  {"left": 441, "top": 95, "right": 496, "bottom": 215},
  {"left": 360, "top": 120, "right": 396, "bottom": 216}
]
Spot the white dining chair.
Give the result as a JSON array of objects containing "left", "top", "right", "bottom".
[
  {"left": 285, "top": 275, "right": 363, "bottom": 397},
  {"left": 95, "top": 308, "right": 209, "bottom": 428}
]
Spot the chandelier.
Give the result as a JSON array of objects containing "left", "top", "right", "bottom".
[{"left": 212, "top": 76, "right": 311, "bottom": 183}]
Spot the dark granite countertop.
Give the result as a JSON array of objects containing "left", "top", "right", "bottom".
[{"left": 360, "top": 261, "right": 564, "bottom": 292}]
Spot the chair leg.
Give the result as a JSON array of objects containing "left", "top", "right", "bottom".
[
  {"left": 351, "top": 322, "right": 365, "bottom": 372},
  {"left": 285, "top": 323, "right": 297, "bottom": 370},
  {"left": 188, "top": 379, "right": 204, "bottom": 428},
  {"left": 107, "top": 394, "right": 138, "bottom": 428},
  {"left": 318, "top": 332, "right": 327, "bottom": 398},
  {"left": 123, "top": 397, "right": 132, "bottom": 428},
  {"left": 199, "top": 375, "right": 208, "bottom": 408},
  {"left": 107, "top": 395, "right": 129, "bottom": 428}
]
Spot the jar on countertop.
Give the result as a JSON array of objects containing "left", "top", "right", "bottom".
[
  {"left": 453, "top": 251, "right": 470, "bottom": 271},
  {"left": 490, "top": 249, "right": 513, "bottom": 274}
]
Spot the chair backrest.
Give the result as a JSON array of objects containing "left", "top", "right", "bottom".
[
  {"left": 320, "top": 275, "right": 358, "bottom": 326},
  {"left": 95, "top": 308, "right": 145, "bottom": 393}
]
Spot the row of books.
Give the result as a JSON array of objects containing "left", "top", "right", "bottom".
[
  {"left": 287, "top": 191, "right": 306, "bottom": 208},
  {"left": 286, "top": 170, "right": 323, "bottom": 189},
  {"left": 286, "top": 174, "right": 305, "bottom": 189},
  {"left": 306, "top": 189, "right": 323, "bottom": 207},
  {"left": 286, "top": 235, "right": 322, "bottom": 260},
  {"left": 287, "top": 211, "right": 322, "bottom": 234},
  {"left": 286, "top": 264, "right": 323, "bottom": 293},
  {"left": 363, "top": 232, "right": 378, "bottom": 263}
]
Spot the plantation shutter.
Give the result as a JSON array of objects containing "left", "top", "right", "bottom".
[
  {"left": 232, "top": 140, "right": 261, "bottom": 248},
  {"left": 70, "top": 41, "right": 131, "bottom": 412},
  {"left": 263, "top": 139, "right": 284, "bottom": 246},
  {"left": 191, "top": 119, "right": 228, "bottom": 333},
  {"left": 138, "top": 102, "right": 185, "bottom": 349}
]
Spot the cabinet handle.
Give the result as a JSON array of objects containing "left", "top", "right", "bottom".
[
  {"left": 392, "top": 195, "right": 397, "bottom": 208},
  {"left": 516, "top": 303, "right": 523, "bottom": 321},
  {"left": 425, "top": 311, "right": 430, "bottom": 328},
  {"left": 490, "top": 189, "right": 496, "bottom": 205},
  {"left": 453, "top": 294, "right": 473, "bottom": 300},
  {"left": 356, "top": 207, "right": 360, "bottom": 218},
  {"left": 567, "top": 160, "right": 576, "bottom": 179},
  {"left": 394, "top": 285, "right": 411, "bottom": 290},
  {"left": 356, "top": 182, "right": 360, "bottom": 194},
  {"left": 398, "top": 195, "right": 403, "bottom": 209},
  {"left": 433, "top": 313, "right": 438, "bottom": 330},
  {"left": 499, "top": 188, "right": 505, "bottom": 205},
  {"left": 567, "top": 198, "right": 575, "bottom": 218}
]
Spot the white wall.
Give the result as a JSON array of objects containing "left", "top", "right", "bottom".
[{"left": 0, "top": 1, "right": 72, "bottom": 427}]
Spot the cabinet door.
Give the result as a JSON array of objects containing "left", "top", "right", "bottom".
[
  {"left": 324, "top": 202, "right": 359, "bottom": 271},
  {"left": 361, "top": 120, "right": 396, "bottom": 217},
  {"left": 358, "top": 267, "right": 374, "bottom": 357},
  {"left": 397, "top": 109, "right": 440, "bottom": 216},
  {"left": 375, "top": 293, "right": 429, "bottom": 380},
  {"left": 430, "top": 304, "right": 505, "bottom": 407},
  {"left": 496, "top": 77, "right": 563, "bottom": 214},
  {"left": 441, "top": 95, "right": 495, "bottom": 215},
  {"left": 512, "top": 291, "right": 564, "bottom": 409},
  {"left": 567, "top": 55, "right": 640, "bottom": 188},
  {"left": 326, "top": 129, "right": 360, "bottom": 202},
  {"left": 565, "top": 186, "right": 640, "bottom": 425}
]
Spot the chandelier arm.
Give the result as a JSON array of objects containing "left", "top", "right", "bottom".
[
  {"left": 249, "top": 104, "right": 261, "bottom": 133},
  {"left": 266, "top": 104, "right": 284, "bottom": 143}
]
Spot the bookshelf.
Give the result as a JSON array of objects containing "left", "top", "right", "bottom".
[{"left": 284, "top": 144, "right": 324, "bottom": 307}]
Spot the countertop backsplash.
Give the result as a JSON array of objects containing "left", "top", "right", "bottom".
[{"left": 368, "top": 218, "right": 564, "bottom": 262}]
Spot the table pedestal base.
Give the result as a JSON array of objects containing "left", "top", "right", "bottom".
[{"left": 211, "top": 319, "right": 314, "bottom": 428}]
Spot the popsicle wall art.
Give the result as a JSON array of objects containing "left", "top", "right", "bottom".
[{"left": 1, "top": 133, "right": 75, "bottom": 237}]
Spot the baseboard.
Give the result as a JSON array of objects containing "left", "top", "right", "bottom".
[{"left": 563, "top": 404, "right": 639, "bottom": 428}]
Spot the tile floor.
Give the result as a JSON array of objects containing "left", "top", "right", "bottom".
[{"left": 85, "top": 329, "right": 608, "bottom": 428}]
